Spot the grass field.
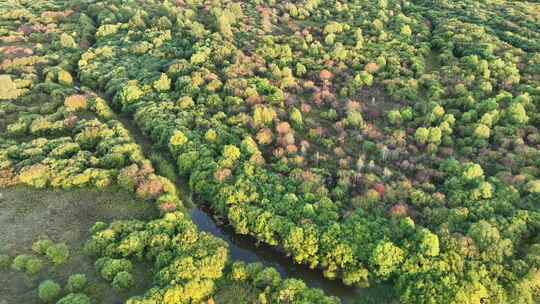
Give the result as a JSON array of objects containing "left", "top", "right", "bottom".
[{"left": 0, "top": 186, "right": 157, "bottom": 304}]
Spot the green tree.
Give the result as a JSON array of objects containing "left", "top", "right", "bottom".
[
  {"left": 169, "top": 130, "right": 189, "bottom": 154},
  {"left": 506, "top": 102, "right": 528, "bottom": 125},
  {"left": 153, "top": 73, "right": 171, "bottom": 92},
  {"left": 58, "top": 70, "right": 73, "bottom": 86},
  {"left": 0, "top": 75, "right": 20, "bottom": 99},
  {"left": 66, "top": 274, "right": 87, "bottom": 293},
  {"left": 112, "top": 271, "right": 134, "bottom": 291},
  {"left": 57, "top": 293, "right": 91, "bottom": 304},
  {"left": 60, "top": 33, "right": 77, "bottom": 48},
  {"left": 370, "top": 241, "right": 405, "bottom": 279},
  {"left": 415, "top": 127, "right": 429, "bottom": 144},
  {"left": 38, "top": 280, "right": 61, "bottom": 302},
  {"left": 417, "top": 228, "right": 440, "bottom": 257},
  {"left": 46, "top": 243, "right": 70, "bottom": 265},
  {"left": 284, "top": 226, "right": 320, "bottom": 268},
  {"left": 474, "top": 124, "right": 490, "bottom": 139},
  {"left": 467, "top": 220, "right": 500, "bottom": 250}
]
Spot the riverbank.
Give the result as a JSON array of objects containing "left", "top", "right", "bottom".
[{"left": 117, "top": 113, "right": 394, "bottom": 304}]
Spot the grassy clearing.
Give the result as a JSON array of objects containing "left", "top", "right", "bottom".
[{"left": 0, "top": 186, "right": 157, "bottom": 304}]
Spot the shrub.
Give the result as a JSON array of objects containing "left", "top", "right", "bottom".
[
  {"left": 474, "top": 124, "right": 490, "bottom": 139},
  {"left": 525, "top": 180, "right": 540, "bottom": 194},
  {"left": 136, "top": 178, "right": 164, "bottom": 200},
  {"left": 66, "top": 274, "right": 87, "bottom": 293},
  {"left": 153, "top": 73, "right": 171, "bottom": 92},
  {"left": 415, "top": 127, "right": 429, "bottom": 144},
  {"left": 256, "top": 128, "right": 273, "bottom": 145},
  {"left": 96, "top": 258, "right": 133, "bottom": 281},
  {"left": 369, "top": 241, "right": 405, "bottom": 279},
  {"left": 46, "top": 243, "right": 70, "bottom": 266},
  {"left": 253, "top": 106, "right": 276, "bottom": 127},
  {"left": 120, "top": 84, "right": 144, "bottom": 105},
  {"left": 354, "top": 71, "right": 373, "bottom": 87},
  {"left": 89, "top": 221, "right": 108, "bottom": 234},
  {"left": 401, "top": 24, "right": 412, "bottom": 36},
  {"left": 50, "top": 142, "right": 81, "bottom": 158},
  {"left": 19, "top": 164, "right": 50, "bottom": 188},
  {"left": 506, "top": 102, "right": 528, "bottom": 125},
  {"left": 463, "top": 163, "right": 484, "bottom": 182},
  {"left": 0, "top": 254, "right": 10, "bottom": 269},
  {"left": 112, "top": 271, "right": 134, "bottom": 291},
  {"left": 223, "top": 145, "right": 241, "bottom": 161},
  {"left": 346, "top": 110, "right": 365, "bottom": 129},
  {"left": 58, "top": 70, "right": 73, "bottom": 86},
  {"left": 60, "top": 33, "right": 77, "bottom": 49},
  {"left": 65, "top": 95, "right": 88, "bottom": 111},
  {"left": 178, "top": 96, "right": 194, "bottom": 109},
  {"left": 12, "top": 254, "right": 31, "bottom": 271},
  {"left": 25, "top": 257, "right": 44, "bottom": 275},
  {"left": 117, "top": 164, "right": 139, "bottom": 191},
  {"left": 7, "top": 120, "right": 28, "bottom": 136},
  {"left": 428, "top": 127, "right": 442, "bottom": 144},
  {"left": 100, "top": 152, "right": 126, "bottom": 168},
  {"left": 32, "top": 239, "right": 54, "bottom": 255},
  {"left": 290, "top": 108, "right": 303, "bottom": 126},
  {"left": 253, "top": 267, "right": 281, "bottom": 288},
  {"left": 149, "top": 153, "right": 177, "bottom": 182},
  {"left": 276, "top": 122, "right": 291, "bottom": 135},
  {"left": 169, "top": 130, "right": 188, "bottom": 153},
  {"left": 387, "top": 110, "right": 401, "bottom": 125},
  {"left": 38, "top": 280, "right": 61, "bottom": 302},
  {"left": 432, "top": 105, "right": 445, "bottom": 118},
  {"left": 0, "top": 74, "right": 21, "bottom": 99},
  {"left": 319, "top": 69, "right": 333, "bottom": 81},
  {"left": 56, "top": 293, "right": 91, "bottom": 304}
]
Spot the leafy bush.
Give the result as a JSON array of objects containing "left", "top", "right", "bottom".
[
  {"left": 525, "top": 180, "right": 540, "bottom": 194},
  {"left": 95, "top": 257, "right": 133, "bottom": 281},
  {"left": 32, "top": 239, "right": 54, "bottom": 255},
  {"left": 149, "top": 153, "right": 177, "bottom": 182},
  {"left": 38, "top": 280, "right": 61, "bottom": 302},
  {"left": 25, "top": 257, "right": 44, "bottom": 275},
  {"left": 46, "top": 243, "right": 70, "bottom": 266},
  {"left": 0, "top": 254, "right": 10, "bottom": 269},
  {"left": 66, "top": 274, "right": 87, "bottom": 293},
  {"left": 59, "top": 33, "right": 77, "bottom": 49},
  {"left": 0, "top": 75, "right": 21, "bottom": 99},
  {"left": 58, "top": 70, "right": 73, "bottom": 86},
  {"left": 169, "top": 131, "right": 188, "bottom": 154},
  {"left": 112, "top": 271, "right": 134, "bottom": 291},
  {"left": 11, "top": 254, "right": 31, "bottom": 271},
  {"left": 56, "top": 293, "right": 91, "bottom": 304},
  {"left": 19, "top": 164, "right": 50, "bottom": 188},
  {"left": 64, "top": 95, "right": 88, "bottom": 112}
]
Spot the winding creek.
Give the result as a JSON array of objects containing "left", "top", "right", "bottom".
[{"left": 117, "top": 115, "right": 389, "bottom": 304}]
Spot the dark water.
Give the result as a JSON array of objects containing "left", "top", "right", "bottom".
[
  {"left": 117, "top": 115, "right": 391, "bottom": 304},
  {"left": 189, "top": 207, "right": 391, "bottom": 304}
]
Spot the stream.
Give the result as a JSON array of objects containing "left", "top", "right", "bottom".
[{"left": 117, "top": 115, "right": 388, "bottom": 304}]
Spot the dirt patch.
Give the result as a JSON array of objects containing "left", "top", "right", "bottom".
[{"left": 0, "top": 186, "right": 158, "bottom": 304}]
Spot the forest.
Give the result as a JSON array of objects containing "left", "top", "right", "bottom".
[{"left": 0, "top": 0, "right": 539, "bottom": 303}]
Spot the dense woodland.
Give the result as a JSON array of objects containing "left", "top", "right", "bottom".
[{"left": 1, "top": 0, "right": 539, "bottom": 303}]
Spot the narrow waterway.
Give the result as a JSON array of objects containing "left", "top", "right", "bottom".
[
  {"left": 117, "top": 115, "right": 390, "bottom": 304},
  {"left": 190, "top": 207, "right": 377, "bottom": 303}
]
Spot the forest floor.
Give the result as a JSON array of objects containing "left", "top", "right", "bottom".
[{"left": 0, "top": 186, "right": 157, "bottom": 304}]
